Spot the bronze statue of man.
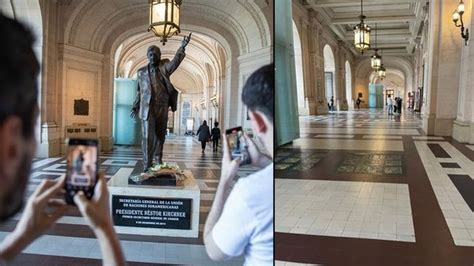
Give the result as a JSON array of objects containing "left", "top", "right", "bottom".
[{"left": 130, "top": 33, "right": 191, "bottom": 171}]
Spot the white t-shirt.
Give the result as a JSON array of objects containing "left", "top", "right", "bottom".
[
  {"left": 212, "top": 164, "right": 274, "bottom": 265},
  {"left": 387, "top": 97, "right": 393, "bottom": 105}
]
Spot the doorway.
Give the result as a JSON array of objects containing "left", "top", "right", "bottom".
[
  {"left": 369, "top": 84, "right": 384, "bottom": 108},
  {"left": 386, "top": 89, "right": 394, "bottom": 106}
]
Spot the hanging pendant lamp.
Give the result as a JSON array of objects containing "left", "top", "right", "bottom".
[
  {"left": 354, "top": 0, "right": 371, "bottom": 53},
  {"left": 148, "top": 0, "right": 182, "bottom": 45},
  {"left": 378, "top": 48, "right": 386, "bottom": 80},
  {"left": 371, "top": 23, "right": 382, "bottom": 70}
]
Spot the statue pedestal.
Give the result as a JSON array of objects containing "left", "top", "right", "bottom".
[{"left": 108, "top": 170, "right": 200, "bottom": 238}]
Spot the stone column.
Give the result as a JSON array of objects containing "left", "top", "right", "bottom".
[
  {"left": 335, "top": 41, "right": 346, "bottom": 111},
  {"left": 218, "top": 75, "right": 225, "bottom": 125},
  {"left": 298, "top": 12, "right": 319, "bottom": 115},
  {"left": 100, "top": 54, "right": 114, "bottom": 151},
  {"left": 453, "top": 0, "right": 474, "bottom": 143},
  {"left": 422, "top": 0, "right": 462, "bottom": 136},
  {"left": 37, "top": 0, "right": 61, "bottom": 157},
  {"left": 314, "top": 25, "right": 328, "bottom": 115},
  {"left": 223, "top": 61, "right": 239, "bottom": 130}
]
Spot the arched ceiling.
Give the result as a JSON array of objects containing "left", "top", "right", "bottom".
[
  {"left": 370, "top": 69, "right": 405, "bottom": 88},
  {"left": 355, "top": 55, "right": 413, "bottom": 80},
  {"left": 115, "top": 31, "right": 224, "bottom": 94},
  {"left": 61, "top": 0, "right": 271, "bottom": 57}
]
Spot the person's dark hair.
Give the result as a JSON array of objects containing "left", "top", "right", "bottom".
[
  {"left": 242, "top": 64, "right": 274, "bottom": 122},
  {"left": 0, "top": 14, "right": 39, "bottom": 138},
  {"left": 203, "top": 120, "right": 207, "bottom": 126},
  {"left": 214, "top": 121, "right": 219, "bottom": 127}
]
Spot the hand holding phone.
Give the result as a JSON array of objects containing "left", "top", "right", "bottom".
[
  {"left": 225, "top": 126, "right": 251, "bottom": 166},
  {"left": 74, "top": 173, "right": 112, "bottom": 230},
  {"left": 65, "top": 139, "right": 99, "bottom": 205}
]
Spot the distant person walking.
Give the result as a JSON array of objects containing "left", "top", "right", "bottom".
[
  {"left": 330, "top": 96, "right": 335, "bottom": 112},
  {"left": 211, "top": 122, "right": 221, "bottom": 152},
  {"left": 197, "top": 120, "right": 211, "bottom": 153},
  {"left": 397, "top": 97, "right": 403, "bottom": 115},
  {"left": 387, "top": 95, "right": 394, "bottom": 115},
  {"left": 356, "top": 97, "right": 361, "bottom": 110}
]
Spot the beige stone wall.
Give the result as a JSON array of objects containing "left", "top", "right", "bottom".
[{"left": 292, "top": 1, "right": 355, "bottom": 115}]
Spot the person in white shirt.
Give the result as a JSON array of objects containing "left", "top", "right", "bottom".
[
  {"left": 387, "top": 95, "right": 394, "bottom": 115},
  {"left": 204, "top": 64, "right": 274, "bottom": 265}
]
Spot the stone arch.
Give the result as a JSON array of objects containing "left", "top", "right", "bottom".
[
  {"left": 355, "top": 56, "right": 414, "bottom": 106},
  {"left": 345, "top": 60, "right": 353, "bottom": 108},
  {"left": 115, "top": 32, "right": 220, "bottom": 94},
  {"left": 64, "top": 1, "right": 271, "bottom": 56},
  {"left": 107, "top": 23, "right": 238, "bottom": 130}
]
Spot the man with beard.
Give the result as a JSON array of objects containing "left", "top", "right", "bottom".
[{"left": 0, "top": 14, "right": 125, "bottom": 265}]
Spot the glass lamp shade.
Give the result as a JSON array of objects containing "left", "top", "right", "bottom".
[
  {"left": 371, "top": 52, "right": 382, "bottom": 70},
  {"left": 378, "top": 65, "right": 386, "bottom": 80},
  {"left": 148, "top": 0, "right": 181, "bottom": 44},
  {"left": 354, "top": 17, "right": 370, "bottom": 52},
  {"left": 458, "top": 1, "right": 465, "bottom": 14},
  {"left": 453, "top": 11, "right": 461, "bottom": 22}
]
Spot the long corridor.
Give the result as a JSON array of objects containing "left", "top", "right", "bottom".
[{"left": 275, "top": 109, "right": 474, "bottom": 265}]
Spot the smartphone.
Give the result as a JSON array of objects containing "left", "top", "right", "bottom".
[
  {"left": 225, "top": 126, "right": 251, "bottom": 165},
  {"left": 64, "top": 138, "right": 99, "bottom": 205}
]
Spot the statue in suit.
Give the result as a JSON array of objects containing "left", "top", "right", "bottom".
[{"left": 130, "top": 33, "right": 192, "bottom": 171}]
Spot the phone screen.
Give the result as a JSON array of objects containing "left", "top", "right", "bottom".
[
  {"left": 65, "top": 139, "right": 98, "bottom": 205},
  {"left": 225, "top": 126, "right": 251, "bottom": 165}
]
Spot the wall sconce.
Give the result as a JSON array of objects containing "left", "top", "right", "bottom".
[
  {"left": 210, "top": 96, "right": 218, "bottom": 108},
  {"left": 453, "top": 0, "right": 469, "bottom": 45}
]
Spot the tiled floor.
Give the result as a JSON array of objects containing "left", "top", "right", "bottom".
[
  {"left": 1, "top": 137, "right": 252, "bottom": 265},
  {"left": 290, "top": 138, "right": 404, "bottom": 151},
  {"left": 276, "top": 109, "right": 474, "bottom": 265},
  {"left": 276, "top": 179, "right": 415, "bottom": 242},
  {"left": 414, "top": 141, "right": 474, "bottom": 246},
  {"left": 336, "top": 153, "right": 404, "bottom": 175}
]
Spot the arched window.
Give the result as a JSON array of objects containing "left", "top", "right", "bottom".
[{"left": 323, "top": 45, "right": 335, "bottom": 102}]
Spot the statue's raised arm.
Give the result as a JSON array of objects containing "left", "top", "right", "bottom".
[
  {"left": 166, "top": 33, "right": 192, "bottom": 75},
  {"left": 181, "top": 32, "right": 192, "bottom": 48}
]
